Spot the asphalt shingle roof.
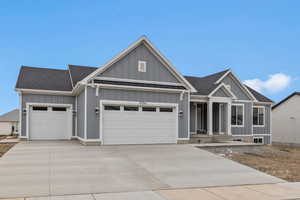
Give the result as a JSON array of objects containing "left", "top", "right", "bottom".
[
  {"left": 0, "top": 109, "right": 19, "bottom": 122},
  {"left": 68, "top": 65, "right": 98, "bottom": 86},
  {"left": 16, "top": 66, "right": 73, "bottom": 91},
  {"left": 184, "top": 69, "right": 230, "bottom": 95},
  {"left": 245, "top": 85, "right": 273, "bottom": 103}
]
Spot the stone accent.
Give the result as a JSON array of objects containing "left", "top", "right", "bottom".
[{"left": 177, "top": 140, "right": 189, "bottom": 144}]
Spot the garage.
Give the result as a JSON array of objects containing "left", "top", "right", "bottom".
[
  {"left": 29, "top": 104, "right": 72, "bottom": 140},
  {"left": 101, "top": 102, "right": 178, "bottom": 145}
]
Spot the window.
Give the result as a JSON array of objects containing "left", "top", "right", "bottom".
[
  {"left": 253, "top": 106, "right": 265, "bottom": 126},
  {"left": 52, "top": 107, "right": 67, "bottom": 111},
  {"left": 32, "top": 106, "right": 48, "bottom": 111},
  {"left": 142, "top": 107, "right": 156, "bottom": 112},
  {"left": 253, "top": 137, "right": 263, "bottom": 144},
  {"left": 231, "top": 104, "right": 244, "bottom": 126},
  {"left": 138, "top": 61, "right": 147, "bottom": 72},
  {"left": 124, "top": 106, "right": 139, "bottom": 111},
  {"left": 104, "top": 105, "right": 120, "bottom": 111},
  {"left": 159, "top": 107, "right": 173, "bottom": 112}
]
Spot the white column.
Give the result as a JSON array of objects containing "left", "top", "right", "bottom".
[
  {"left": 207, "top": 100, "right": 213, "bottom": 136},
  {"left": 227, "top": 102, "right": 232, "bottom": 135}
]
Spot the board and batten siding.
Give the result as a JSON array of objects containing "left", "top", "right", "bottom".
[
  {"left": 189, "top": 103, "right": 196, "bottom": 133},
  {"left": 76, "top": 90, "right": 85, "bottom": 139},
  {"left": 21, "top": 94, "right": 75, "bottom": 137},
  {"left": 99, "top": 43, "right": 180, "bottom": 83},
  {"left": 231, "top": 102, "right": 252, "bottom": 135},
  {"left": 86, "top": 87, "right": 189, "bottom": 140},
  {"left": 253, "top": 104, "right": 271, "bottom": 135},
  {"left": 221, "top": 75, "right": 251, "bottom": 100}
]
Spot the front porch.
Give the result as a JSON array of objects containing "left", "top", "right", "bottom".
[{"left": 190, "top": 98, "right": 232, "bottom": 142}]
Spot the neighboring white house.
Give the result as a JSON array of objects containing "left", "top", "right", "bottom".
[
  {"left": 0, "top": 109, "right": 19, "bottom": 135},
  {"left": 272, "top": 92, "right": 300, "bottom": 146}
]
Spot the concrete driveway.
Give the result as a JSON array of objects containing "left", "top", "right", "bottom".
[{"left": 0, "top": 141, "right": 283, "bottom": 198}]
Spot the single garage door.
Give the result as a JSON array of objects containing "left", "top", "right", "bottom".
[
  {"left": 102, "top": 103, "right": 177, "bottom": 145},
  {"left": 29, "top": 105, "right": 72, "bottom": 140}
]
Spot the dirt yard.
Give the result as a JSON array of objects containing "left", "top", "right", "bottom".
[
  {"left": 0, "top": 143, "right": 16, "bottom": 157},
  {"left": 200, "top": 145, "right": 300, "bottom": 182}
]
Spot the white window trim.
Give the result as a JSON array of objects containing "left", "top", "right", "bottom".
[
  {"left": 231, "top": 103, "right": 244, "bottom": 127},
  {"left": 253, "top": 106, "right": 265, "bottom": 127},
  {"left": 253, "top": 136, "right": 264, "bottom": 144},
  {"left": 138, "top": 60, "right": 147, "bottom": 72}
]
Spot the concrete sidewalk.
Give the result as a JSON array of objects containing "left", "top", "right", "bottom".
[{"left": 5, "top": 182, "right": 300, "bottom": 200}]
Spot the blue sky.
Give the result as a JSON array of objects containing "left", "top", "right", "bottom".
[{"left": 0, "top": 0, "right": 299, "bottom": 114}]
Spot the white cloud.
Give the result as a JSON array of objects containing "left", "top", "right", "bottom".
[{"left": 243, "top": 73, "right": 291, "bottom": 93}]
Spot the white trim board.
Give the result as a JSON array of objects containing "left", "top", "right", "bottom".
[
  {"left": 208, "top": 83, "right": 237, "bottom": 99},
  {"left": 215, "top": 70, "right": 257, "bottom": 101},
  {"left": 81, "top": 36, "right": 197, "bottom": 92},
  {"left": 15, "top": 88, "right": 72, "bottom": 96},
  {"left": 95, "top": 77, "right": 185, "bottom": 86}
]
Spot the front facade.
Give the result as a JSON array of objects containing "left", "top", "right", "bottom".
[
  {"left": 15, "top": 36, "right": 273, "bottom": 145},
  {"left": 272, "top": 92, "right": 300, "bottom": 146}
]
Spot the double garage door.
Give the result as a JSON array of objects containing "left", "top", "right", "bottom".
[
  {"left": 29, "top": 105, "right": 72, "bottom": 140},
  {"left": 102, "top": 103, "right": 178, "bottom": 145}
]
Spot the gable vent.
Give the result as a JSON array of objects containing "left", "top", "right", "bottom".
[{"left": 138, "top": 61, "right": 147, "bottom": 72}]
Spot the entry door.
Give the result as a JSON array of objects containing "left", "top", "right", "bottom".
[
  {"left": 29, "top": 105, "right": 72, "bottom": 140},
  {"left": 102, "top": 103, "right": 177, "bottom": 145}
]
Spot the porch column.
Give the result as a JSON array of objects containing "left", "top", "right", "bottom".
[
  {"left": 227, "top": 102, "right": 232, "bottom": 135},
  {"left": 207, "top": 100, "right": 213, "bottom": 135}
]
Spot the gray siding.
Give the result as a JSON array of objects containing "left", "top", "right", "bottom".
[
  {"left": 222, "top": 75, "right": 251, "bottom": 100},
  {"left": 253, "top": 104, "right": 271, "bottom": 135},
  {"left": 86, "top": 87, "right": 189, "bottom": 139},
  {"left": 213, "top": 103, "right": 219, "bottom": 132},
  {"left": 212, "top": 88, "right": 230, "bottom": 97},
  {"left": 76, "top": 90, "right": 85, "bottom": 139},
  {"left": 231, "top": 102, "right": 252, "bottom": 135},
  {"left": 99, "top": 43, "right": 180, "bottom": 83},
  {"left": 190, "top": 103, "right": 196, "bottom": 132},
  {"left": 21, "top": 94, "right": 75, "bottom": 137}
]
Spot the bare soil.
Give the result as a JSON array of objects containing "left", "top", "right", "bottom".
[
  {"left": 0, "top": 143, "right": 16, "bottom": 157},
  {"left": 226, "top": 145, "right": 300, "bottom": 182}
]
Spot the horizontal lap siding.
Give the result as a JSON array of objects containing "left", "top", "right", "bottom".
[
  {"left": 86, "top": 87, "right": 189, "bottom": 140},
  {"left": 231, "top": 102, "right": 252, "bottom": 135},
  {"left": 21, "top": 94, "right": 75, "bottom": 137},
  {"left": 253, "top": 104, "right": 271, "bottom": 135}
]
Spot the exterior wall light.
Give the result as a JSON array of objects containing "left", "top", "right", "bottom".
[
  {"left": 95, "top": 107, "right": 100, "bottom": 115},
  {"left": 178, "top": 110, "right": 183, "bottom": 117}
]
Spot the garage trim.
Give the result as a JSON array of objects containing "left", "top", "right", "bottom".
[
  {"left": 26, "top": 102, "right": 73, "bottom": 140},
  {"left": 99, "top": 100, "right": 179, "bottom": 144}
]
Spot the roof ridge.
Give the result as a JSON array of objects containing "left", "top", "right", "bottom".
[
  {"left": 21, "top": 65, "right": 68, "bottom": 72},
  {"left": 184, "top": 69, "right": 230, "bottom": 79},
  {"left": 68, "top": 64, "right": 98, "bottom": 69}
]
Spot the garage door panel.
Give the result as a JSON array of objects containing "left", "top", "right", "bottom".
[
  {"left": 102, "top": 104, "right": 177, "bottom": 145},
  {"left": 29, "top": 106, "right": 72, "bottom": 140}
]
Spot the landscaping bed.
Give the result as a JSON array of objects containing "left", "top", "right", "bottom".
[
  {"left": 0, "top": 143, "right": 16, "bottom": 157},
  {"left": 200, "top": 145, "right": 300, "bottom": 182}
]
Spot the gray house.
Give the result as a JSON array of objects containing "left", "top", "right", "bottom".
[{"left": 15, "top": 36, "right": 273, "bottom": 145}]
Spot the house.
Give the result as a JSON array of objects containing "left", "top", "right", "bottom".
[
  {"left": 0, "top": 109, "right": 19, "bottom": 135},
  {"left": 15, "top": 36, "right": 273, "bottom": 145},
  {"left": 272, "top": 92, "right": 300, "bottom": 146}
]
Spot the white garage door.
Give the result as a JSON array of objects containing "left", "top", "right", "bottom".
[
  {"left": 29, "top": 105, "right": 72, "bottom": 140},
  {"left": 102, "top": 103, "right": 177, "bottom": 145},
  {"left": 0, "top": 122, "right": 12, "bottom": 135}
]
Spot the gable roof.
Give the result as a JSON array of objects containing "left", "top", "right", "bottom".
[
  {"left": 272, "top": 92, "right": 300, "bottom": 110},
  {"left": 16, "top": 66, "right": 73, "bottom": 91},
  {"left": 245, "top": 85, "right": 273, "bottom": 103},
  {"left": 0, "top": 109, "right": 19, "bottom": 122},
  {"left": 81, "top": 36, "right": 197, "bottom": 92},
  {"left": 68, "top": 65, "right": 97, "bottom": 86},
  {"left": 184, "top": 69, "right": 230, "bottom": 95}
]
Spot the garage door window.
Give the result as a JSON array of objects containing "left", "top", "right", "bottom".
[
  {"left": 104, "top": 105, "right": 120, "bottom": 111},
  {"left": 52, "top": 107, "right": 67, "bottom": 111},
  {"left": 142, "top": 107, "right": 156, "bottom": 112},
  {"left": 124, "top": 106, "right": 139, "bottom": 111},
  {"left": 32, "top": 106, "right": 48, "bottom": 111},
  {"left": 160, "top": 107, "right": 173, "bottom": 112}
]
